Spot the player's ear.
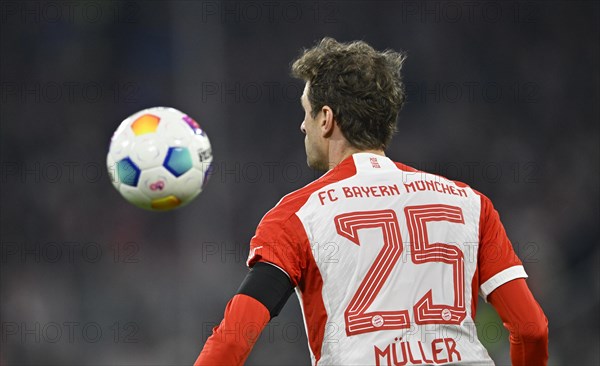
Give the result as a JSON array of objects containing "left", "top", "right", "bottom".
[{"left": 320, "top": 105, "right": 334, "bottom": 138}]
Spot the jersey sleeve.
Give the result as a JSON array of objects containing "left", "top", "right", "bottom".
[
  {"left": 478, "top": 194, "right": 528, "bottom": 299},
  {"left": 488, "top": 279, "right": 549, "bottom": 365},
  {"left": 246, "top": 207, "right": 308, "bottom": 287},
  {"left": 194, "top": 294, "right": 270, "bottom": 366}
]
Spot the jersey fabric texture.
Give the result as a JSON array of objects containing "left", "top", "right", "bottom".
[{"left": 246, "top": 153, "right": 527, "bottom": 366}]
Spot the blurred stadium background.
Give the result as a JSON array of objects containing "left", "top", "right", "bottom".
[{"left": 1, "top": 1, "right": 598, "bottom": 365}]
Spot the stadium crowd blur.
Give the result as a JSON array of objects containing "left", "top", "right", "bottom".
[{"left": 1, "top": 1, "right": 598, "bottom": 365}]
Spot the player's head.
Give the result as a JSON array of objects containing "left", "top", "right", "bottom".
[{"left": 292, "top": 37, "right": 407, "bottom": 170}]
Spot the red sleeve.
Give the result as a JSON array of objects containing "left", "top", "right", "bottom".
[
  {"left": 478, "top": 193, "right": 528, "bottom": 299},
  {"left": 247, "top": 211, "right": 307, "bottom": 287},
  {"left": 194, "top": 294, "right": 270, "bottom": 366},
  {"left": 488, "top": 279, "right": 549, "bottom": 366}
]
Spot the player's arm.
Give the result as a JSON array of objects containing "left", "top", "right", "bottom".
[
  {"left": 488, "top": 278, "right": 548, "bottom": 366},
  {"left": 476, "top": 192, "right": 548, "bottom": 365},
  {"left": 194, "top": 262, "right": 294, "bottom": 366}
]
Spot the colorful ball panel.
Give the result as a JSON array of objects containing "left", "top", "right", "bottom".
[
  {"left": 116, "top": 158, "right": 141, "bottom": 186},
  {"left": 131, "top": 114, "right": 160, "bottom": 136},
  {"left": 151, "top": 195, "right": 182, "bottom": 211},
  {"left": 164, "top": 147, "right": 193, "bottom": 177},
  {"left": 182, "top": 115, "right": 205, "bottom": 136}
]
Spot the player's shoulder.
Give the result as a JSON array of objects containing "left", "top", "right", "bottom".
[
  {"left": 395, "top": 160, "right": 470, "bottom": 187},
  {"left": 397, "top": 160, "right": 490, "bottom": 203}
]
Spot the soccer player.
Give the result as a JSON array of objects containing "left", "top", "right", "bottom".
[{"left": 195, "top": 38, "right": 548, "bottom": 365}]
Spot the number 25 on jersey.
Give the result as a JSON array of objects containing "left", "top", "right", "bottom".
[{"left": 334, "top": 204, "right": 467, "bottom": 336}]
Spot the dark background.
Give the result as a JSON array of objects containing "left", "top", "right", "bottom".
[{"left": 1, "top": 1, "right": 598, "bottom": 365}]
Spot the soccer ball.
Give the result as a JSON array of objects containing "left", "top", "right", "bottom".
[{"left": 107, "top": 107, "right": 212, "bottom": 211}]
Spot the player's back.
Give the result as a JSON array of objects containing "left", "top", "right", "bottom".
[{"left": 248, "top": 153, "right": 524, "bottom": 365}]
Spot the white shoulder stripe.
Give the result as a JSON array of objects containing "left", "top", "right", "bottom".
[{"left": 480, "top": 265, "right": 528, "bottom": 301}]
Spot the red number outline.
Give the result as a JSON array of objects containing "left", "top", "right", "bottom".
[
  {"left": 335, "top": 210, "right": 409, "bottom": 336},
  {"left": 334, "top": 205, "right": 467, "bottom": 336},
  {"left": 405, "top": 205, "right": 466, "bottom": 325}
]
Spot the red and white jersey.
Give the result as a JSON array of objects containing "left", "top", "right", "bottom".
[{"left": 247, "top": 153, "right": 527, "bottom": 365}]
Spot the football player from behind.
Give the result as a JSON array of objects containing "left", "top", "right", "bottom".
[{"left": 194, "top": 38, "right": 548, "bottom": 366}]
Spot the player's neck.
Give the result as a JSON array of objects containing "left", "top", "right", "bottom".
[{"left": 327, "top": 141, "right": 385, "bottom": 170}]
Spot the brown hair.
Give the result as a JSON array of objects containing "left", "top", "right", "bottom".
[{"left": 291, "top": 37, "right": 407, "bottom": 150}]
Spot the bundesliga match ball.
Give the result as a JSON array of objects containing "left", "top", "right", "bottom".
[{"left": 107, "top": 107, "right": 212, "bottom": 211}]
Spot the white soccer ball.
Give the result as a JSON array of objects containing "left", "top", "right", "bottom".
[{"left": 107, "top": 107, "right": 212, "bottom": 211}]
